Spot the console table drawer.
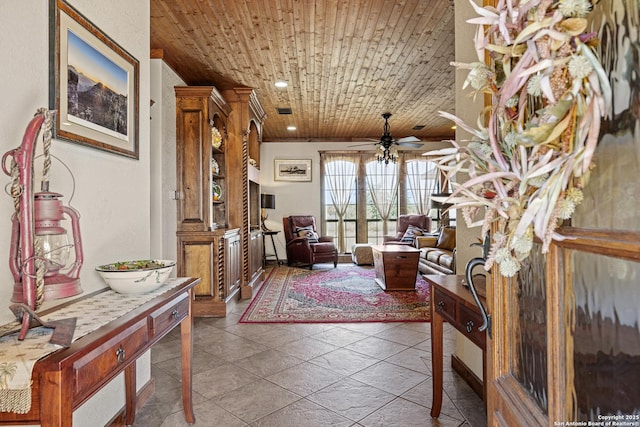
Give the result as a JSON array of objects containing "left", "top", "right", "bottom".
[
  {"left": 433, "top": 288, "right": 456, "bottom": 323},
  {"left": 458, "top": 304, "right": 486, "bottom": 347},
  {"left": 73, "top": 319, "right": 148, "bottom": 399},
  {"left": 150, "top": 292, "right": 189, "bottom": 338}
]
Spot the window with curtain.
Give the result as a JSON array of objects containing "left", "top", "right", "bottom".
[
  {"left": 321, "top": 152, "right": 444, "bottom": 253},
  {"left": 366, "top": 160, "right": 399, "bottom": 238},
  {"left": 405, "top": 159, "right": 438, "bottom": 215},
  {"left": 322, "top": 154, "right": 359, "bottom": 253}
]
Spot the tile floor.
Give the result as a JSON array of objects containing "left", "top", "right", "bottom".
[{"left": 131, "top": 271, "right": 487, "bottom": 427}]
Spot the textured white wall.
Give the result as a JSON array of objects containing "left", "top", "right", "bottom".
[
  {"left": 0, "top": 1, "right": 151, "bottom": 425},
  {"left": 453, "top": 0, "right": 486, "bottom": 380},
  {"left": 150, "top": 59, "right": 185, "bottom": 261}
]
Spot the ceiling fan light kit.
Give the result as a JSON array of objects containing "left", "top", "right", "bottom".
[{"left": 376, "top": 144, "right": 398, "bottom": 164}]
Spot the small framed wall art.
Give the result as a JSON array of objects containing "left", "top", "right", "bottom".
[
  {"left": 274, "top": 159, "right": 312, "bottom": 182},
  {"left": 49, "top": 0, "right": 140, "bottom": 159}
]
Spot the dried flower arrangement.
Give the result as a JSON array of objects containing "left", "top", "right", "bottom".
[{"left": 426, "top": 0, "right": 611, "bottom": 277}]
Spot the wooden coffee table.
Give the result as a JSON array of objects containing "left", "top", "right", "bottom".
[{"left": 371, "top": 244, "right": 420, "bottom": 291}]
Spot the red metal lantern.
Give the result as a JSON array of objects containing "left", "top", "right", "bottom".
[{"left": 2, "top": 109, "right": 83, "bottom": 340}]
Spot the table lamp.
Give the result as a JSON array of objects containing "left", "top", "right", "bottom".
[{"left": 260, "top": 194, "right": 275, "bottom": 231}]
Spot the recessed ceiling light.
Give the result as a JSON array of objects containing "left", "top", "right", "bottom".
[
  {"left": 275, "top": 80, "right": 288, "bottom": 88},
  {"left": 287, "top": 126, "right": 297, "bottom": 131}
]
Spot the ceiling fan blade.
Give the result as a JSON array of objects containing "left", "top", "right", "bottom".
[
  {"left": 348, "top": 142, "right": 379, "bottom": 148},
  {"left": 396, "top": 136, "right": 420, "bottom": 143},
  {"left": 396, "top": 141, "right": 424, "bottom": 148}
]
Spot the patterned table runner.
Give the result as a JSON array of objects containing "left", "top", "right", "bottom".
[{"left": 0, "top": 278, "right": 190, "bottom": 414}]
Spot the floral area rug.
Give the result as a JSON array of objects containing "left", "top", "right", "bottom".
[{"left": 240, "top": 264, "right": 430, "bottom": 323}]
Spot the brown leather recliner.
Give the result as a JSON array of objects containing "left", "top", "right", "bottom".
[
  {"left": 382, "top": 214, "right": 431, "bottom": 246},
  {"left": 283, "top": 216, "right": 338, "bottom": 269}
]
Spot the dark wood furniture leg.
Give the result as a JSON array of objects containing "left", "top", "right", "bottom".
[
  {"left": 125, "top": 362, "right": 136, "bottom": 425},
  {"left": 181, "top": 289, "right": 195, "bottom": 424},
  {"left": 430, "top": 295, "right": 444, "bottom": 418}
]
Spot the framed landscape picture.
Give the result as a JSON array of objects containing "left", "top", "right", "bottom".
[
  {"left": 49, "top": 0, "right": 139, "bottom": 159},
  {"left": 274, "top": 159, "right": 312, "bottom": 182}
]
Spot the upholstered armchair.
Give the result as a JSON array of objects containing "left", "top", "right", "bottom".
[
  {"left": 382, "top": 214, "right": 431, "bottom": 246},
  {"left": 283, "top": 215, "right": 338, "bottom": 269}
]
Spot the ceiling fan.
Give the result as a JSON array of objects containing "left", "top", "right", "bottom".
[
  {"left": 351, "top": 112, "right": 423, "bottom": 148},
  {"left": 350, "top": 112, "right": 423, "bottom": 164}
]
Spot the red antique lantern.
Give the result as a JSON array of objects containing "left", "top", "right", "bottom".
[{"left": 2, "top": 109, "right": 83, "bottom": 339}]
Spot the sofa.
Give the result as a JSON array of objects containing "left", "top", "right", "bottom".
[
  {"left": 415, "top": 226, "right": 456, "bottom": 275},
  {"left": 382, "top": 214, "right": 431, "bottom": 245}
]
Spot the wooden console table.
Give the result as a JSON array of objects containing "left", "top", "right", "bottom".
[
  {"left": 423, "top": 274, "right": 486, "bottom": 418},
  {"left": 0, "top": 277, "right": 199, "bottom": 427}
]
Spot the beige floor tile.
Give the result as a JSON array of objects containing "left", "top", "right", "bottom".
[
  {"left": 234, "top": 348, "right": 304, "bottom": 377},
  {"left": 373, "top": 326, "right": 430, "bottom": 347},
  {"left": 213, "top": 379, "right": 301, "bottom": 423},
  {"left": 343, "top": 336, "right": 409, "bottom": 359},
  {"left": 384, "top": 347, "right": 432, "bottom": 375},
  {"left": 398, "top": 321, "right": 431, "bottom": 333},
  {"left": 359, "top": 397, "right": 462, "bottom": 427},
  {"left": 311, "top": 327, "right": 369, "bottom": 347},
  {"left": 245, "top": 327, "right": 307, "bottom": 347},
  {"left": 198, "top": 313, "right": 242, "bottom": 329},
  {"left": 223, "top": 322, "right": 284, "bottom": 338},
  {"left": 159, "top": 400, "right": 248, "bottom": 427},
  {"left": 306, "top": 377, "right": 395, "bottom": 422},
  {"left": 192, "top": 363, "right": 260, "bottom": 399},
  {"left": 454, "top": 398, "right": 488, "bottom": 427},
  {"left": 265, "top": 361, "right": 344, "bottom": 396},
  {"left": 350, "top": 361, "right": 429, "bottom": 396},
  {"left": 277, "top": 336, "right": 340, "bottom": 360},
  {"left": 338, "top": 322, "right": 402, "bottom": 335},
  {"left": 308, "top": 348, "right": 380, "bottom": 376},
  {"left": 252, "top": 398, "right": 353, "bottom": 427},
  {"left": 401, "top": 379, "right": 465, "bottom": 421},
  {"left": 155, "top": 351, "right": 229, "bottom": 379},
  {"left": 277, "top": 323, "right": 337, "bottom": 336},
  {"left": 205, "top": 336, "right": 270, "bottom": 360}
]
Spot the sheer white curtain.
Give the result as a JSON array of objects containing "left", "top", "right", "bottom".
[
  {"left": 365, "top": 160, "right": 399, "bottom": 236},
  {"left": 322, "top": 154, "right": 359, "bottom": 253},
  {"left": 406, "top": 159, "right": 438, "bottom": 215}
]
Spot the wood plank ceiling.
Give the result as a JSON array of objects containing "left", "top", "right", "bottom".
[{"left": 150, "top": 0, "right": 456, "bottom": 144}]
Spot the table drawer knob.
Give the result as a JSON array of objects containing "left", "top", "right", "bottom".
[
  {"left": 116, "top": 346, "right": 126, "bottom": 363},
  {"left": 172, "top": 309, "right": 179, "bottom": 319},
  {"left": 466, "top": 320, "right": 474, "bottom": 333},
  {"left": 437, "top": 300, "right": 445, "bottom": 310}
]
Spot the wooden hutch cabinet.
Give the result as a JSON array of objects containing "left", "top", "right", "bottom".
[
  {"left": 175, "top": 86, "right": 241, "bottom": 316},
  {"left": 222, "top": 88, "right": 267, "bottom": 299}
]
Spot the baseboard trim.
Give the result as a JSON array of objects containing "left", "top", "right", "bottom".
[
  {"left": 451, "top": 354, "right": 484, "bottom": 401},
  {"left": 105, "top": 378, "right": 156, "bottom": 427}
]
